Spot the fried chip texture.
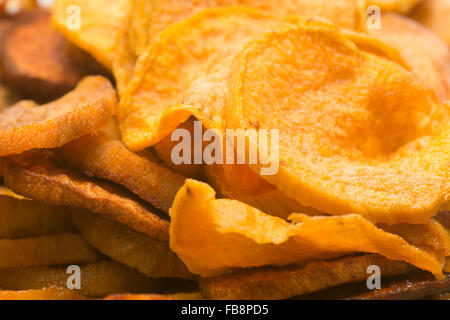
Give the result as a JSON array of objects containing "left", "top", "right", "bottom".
[
  {"left": 0, "top": 11, "right": 89, "bottom": 102},
  {"left": 60, "top": 133, "right": 185, "bottom": 214},
  {"left": 170, "top": 180, "right": 445, "bottom": 278},
  {"left": 52, "top": 0, "right": 129, "bottom": 69},
  {"left": 364, "top": 13, "right": 450, "bottom": 100},
  {"left": 0, "top": 76, "right": 116, "bottom": 157},
  {"left": 73, "top": 210, "right": 193, "bottom": 280},
  {"left": 0, "top": 286, "right": 87, "bottom": 300},
  {"left": 2, "top": 151, "right": 169, "bottom": 241},
  {"left": 104, "top": 292, "right": 204, "bottom": 300},
  {"left": 0, "top": 186, "right": 76, "bottom": 238},
  {"left": 367, "top": 0, "right": 420, "bottom": 13},
  {"left": 200, "top": 254, "right": 413, "bottom": 300},
  {"left": 225, "top": 23, "right": 450, "bottom": 224},
  {"left": 411, "top": 0, "right": 450, "bottom": 46},
  {"left": 0, "top": 261, "right": 162, "bottom": 297},
  {"left": 0, "top": 234, "right": 100, "bottom": 268}
]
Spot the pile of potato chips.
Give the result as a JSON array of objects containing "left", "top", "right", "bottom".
[{"left": 0, "top": 0, "right": 448, "bottom": 300}]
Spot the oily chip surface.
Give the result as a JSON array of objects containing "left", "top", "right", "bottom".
[
  {"left": 225, "top": 23, "right": 450, "bottom": 224},
  {"left": 170, "top": 180, "right": 446, "bottom": 278}
]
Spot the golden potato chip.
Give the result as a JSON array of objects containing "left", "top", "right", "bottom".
[
  {"left": 363, "top": 13, "right": 450, "bottom": 100},
  {"left": 0, "top": 186, "right": 76, "bottom": 238},
  {"left": 0, "top": 234, "right": 100, "bottom": 268},
  {"left": 200, "top": 254, "right": 414, "bottom": 300},
  {"left": 0, "top": 286, "right": 87, "bottom": 300},
  {"left": 367, "top": 0, "right": 419, "bottom": 13},
  {"left": 170, "top": 180, "right": 445, "bottom": 278},
  {"left": 51, "top": 0, "right": 129, "bottom": 69},
  {"left": 0, "top": 261, "right": 163, "bottom": 297},
  {"left": 225, "top": 22, "right": 450, "bottom": 224},
  {"left": 2, "top": 151, "right": 169, "bottom": 241},
  {"left": 104, "top": 292, "right": 204, "bottom": 300},
  {"left": 115, "top": 0, "right": 365, "bottom": 92},
  {"left": 411, "top": 0, "right": 450, "bottom": 45},
  {"left": 60, "top": 133, "right": 185, "bottom": 213},
  {"left": 72, "top": 210, "right": 193, "bottom": 279},
  {"left": 119, "top": 7, "right": 302, "bottom": 151},
  {"left": 0, "top": 76, "right": 116, "bottom": 157}
]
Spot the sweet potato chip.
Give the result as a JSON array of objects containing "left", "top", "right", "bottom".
[
  {"left": 0, "top": 261, "right": 163, "bottom": 297},
  {"left": 0, "top": 76, "right": 116, "bottom": 157},
  {"left": 411, "top": 0, "right": 450, "bottom": 45},
  {"left": 60, "top": 133, "right": 185, "bottom": 213},
  {"left": 0, "top": 11, "right": 90, "bottom": 102},
  {"left": 2, "top": 151, "right": 169, "bottom": 241},
  {"left": 0, "top": 186, "right": 76, "bottom": 238},
  {"left": 225, "top": 22, "right": 450, "bottom": 224},
  {"left": 72, "top": 210, "right": 193, "bottom": 280},
  {"left": 200, "top": 254, "right": 414, "bottom": 300},
  {"left": 364, "top": 13, "right": 450, "bottom": 100},
  {"left": 0, "top": 286, "right": 87, "bottom": 300},
  {"left": 51, "top": 0, "right": 129, "bottom": 69},
  {"left": 0, "top": 234, "right": 100, "bottom": 268},
  {"left": 170, "top": 180, "right": 445, "bottom": 278}
]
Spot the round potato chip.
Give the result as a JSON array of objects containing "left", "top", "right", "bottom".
[
  {"left": 0, "top": 76, "right": 116, "bottom": 157},
  {"left": 225, "top": 22, "right": 450, "bottom": 224},
  {"left": 170, "top": 180, "right": 445, "bottom": 278}
]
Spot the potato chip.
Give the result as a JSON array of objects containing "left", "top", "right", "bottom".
[
  {"left": 170, "top": 180, "right": 445, "bottom": 278},
  {"left": 72, "top": 210, "right": 193, "bottom": 279},
  {"left": 411, "top": 0, "right": 450, "bottom": 46},
  {"left": 0, "top": 186, "right": 76, "bottom": 238},
  {"left": 0, "top": 234, "right": 100, "bottom": 268},
  {"left": 115, "top": 0, "right": 365, "bottom": 92},
  {"left": 363, "top": 13, "right": 450, "bottom": 100},
  {"left": 200, "top": 254, "right": 414, "bottom": 300},
  {"left": 225, "top": 22, "right": 450, "bottom": 224},
  {"left": 0, "top": 261, "right": 163, "bottom": 297},
  {"left": 119, "top": 7, "right": 302, "bottom": 151},
  {"left": 2, "top": 151, "right": 169, "bottom": 241},
  {"left": 104, "top": 292, "right": 204, "bottom": 300},
  {"left": 367, "top": 0, "right": 419, "bottom": 13},
  {"left": 0, "top": 11, "right": 90, "bottom": 102},
  {"left": 51, "top": 0, "right": 129, "bottom": 69},
  {"left": 0, "top": 286, "right": 87, "bottom": 300},
  {"left": 60, "top": 133, "right": 185, "bottom": 213},
  {"left": 0, "top": 76, "right": 116, "bottom": 157}
]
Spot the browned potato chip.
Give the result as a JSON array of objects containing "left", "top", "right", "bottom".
[
  {"left": 0, "top": 186, "right": 76, "bottom": 238},
  {"left": 0, "top": 11, "right": 90, "bottom": 102},
  {"left": 72, "top": 210, "right": 193, "bottom": 280},
  {"left": 0, "top": 286, "right": 87, "bottom": 300},
  {"left": 2, "top": 150, "right": 169, "bottom": 241},
  {"left": 0, "top": 76, "right": 116, "bottom": 157},
  {"left": 200, "top": 254, "right": 414, "bottom": 300},
  {"left": 0, "top": 261, "right": 163, "bottom": 297},
  {"left": 0, "top": 234, "right": 100, "bottom": 268},
  {"left": 104, "top": 292, "right": 204, "bottom": 300},
  {"left": 60, "top": 132, "right": 186, "bottom": 214}
]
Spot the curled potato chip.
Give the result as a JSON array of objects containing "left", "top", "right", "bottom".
[
  {"left": 72, "top": 210, "right": 193, "bottom": 279},
  {"left": 0, "top": 261, "right": 162, "bottom": 297},
  {"left": 0, "top": 76, "right": 116, "bottom": 157},
  {"left": 411, "top": 0, "right": 450, "bottom": 45},
  {"left": 0, "top": 186, "right": 76, "bottom": 238},
  {"left": 0, "top": 286, "right": 87, "bottom": 300},
  {"left": 0, "top": 234, "right": 100, "bottom": 269},
  {"left": 363, "top": 13, "right": 450, "bottom": 100},
  {"left": 120, "top": 7, "right": 301, "bottom": 150},
  {"left": 367, "top": 0, "right": 419, "bottom": 13},
  {"left": 2, "top": 151, "right": 169, "bottom": 241},
  {"left": 51, "top": 0, "right": 129, "bottom": 69},
  {"left": 0, "top": 11, "right": 89, "bottom": 102},
  {"left": 60, "top": 133, "right": 185, "bottom": 213},
  {"left": 170, "top": 180, "right": 445, "bottom": 278},
  {"left": 104, "top": 292, "right": 204, "bottom": 300},
  {"left": 226, "top": 22, "right": 450, "bottom": 224},
  {"left": 200, "top": 254, "right": 413, "bottom": 300}
]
